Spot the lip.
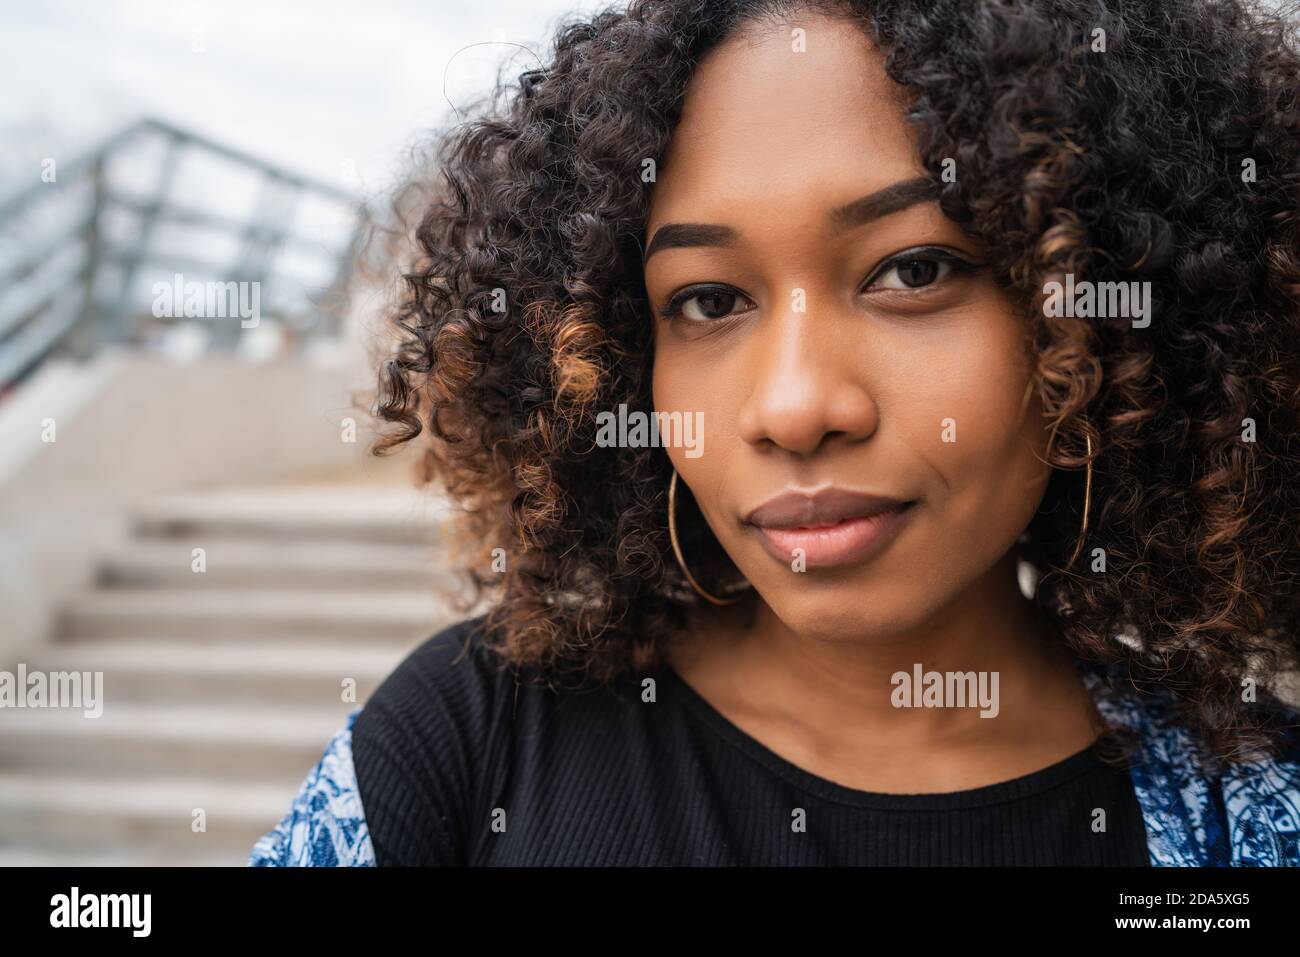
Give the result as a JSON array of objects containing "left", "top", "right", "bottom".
[{"left": 745, "top": 488, "right": 917, "bottom": 569}]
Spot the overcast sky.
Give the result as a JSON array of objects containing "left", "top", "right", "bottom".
[{"left": 0, "top": 0, "right": 611, "bottom": 201}]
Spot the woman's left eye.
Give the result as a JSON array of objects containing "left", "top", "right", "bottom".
[{"left": 867, "top": 253, "right": 955, "bottom": 291}]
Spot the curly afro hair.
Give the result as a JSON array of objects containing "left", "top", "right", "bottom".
[{"left": 372, "top": 0, "right": 1300, "bottom": 768}]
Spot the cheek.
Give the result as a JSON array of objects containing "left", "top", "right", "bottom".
[
  {"left": 902, "top": 309, "right": 1049, "bottom": 537},
  {"left": 653, "top": 341, "right": 740, "bottom": 474}
]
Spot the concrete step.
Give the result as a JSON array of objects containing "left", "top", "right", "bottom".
[
  {"left": 97, "top": 539, "right": 452, "bottom": 591},
  {"left": 0, "top": 843, "right": 248, "bottom": 867},
  {"left": 0, "top": 702, "right": 354, "bottom": 783},
  {"left": 59, "top": 587, "right": 451, "bottom": 641},
  {"left": 132, "top": 486, "right": 451, "bottom": 545},
  {"left": 0, "top": 771, "right": 290, "bottom": 858},
  {"left": 26, "top": 637, "right": 416, "bottom": 706},
  {"left": 0, "top": 479, "right": 461, "bottom": 864}
]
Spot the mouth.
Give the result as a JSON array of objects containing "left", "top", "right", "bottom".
[{"left": 744, "top": 489, "right": 917, "bottom": 569}]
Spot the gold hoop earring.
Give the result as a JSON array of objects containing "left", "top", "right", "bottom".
[
  {"left": 668, "top": 468, "right": 750, "bottom": 606},
  {"left": 1063, "top": 433, "right": 1094, "bottom": 570}
]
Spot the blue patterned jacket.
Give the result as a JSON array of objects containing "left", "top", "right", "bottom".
[{"left": 248, "top": 665, "right": 1300, "bottom": 867}]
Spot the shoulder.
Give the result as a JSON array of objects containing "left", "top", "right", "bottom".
[
  {"left": 349, "top": 615, "right": 519, "bottom": 866},
  {"left": 351, "top": 614, "right": 513, "bottom": 791},
  {"left": 1219, "top": 706, "right": 1300, "bottom": 866},
  {"left": 247, "top": 616, "right": 512, "bottom": 867},
  {"left": 248, "top": 706, "right": 374, "bottom": 867},
  {"left": 357, "top": 614, "right": 510, "bottom": 735},
  {"left": 1083, "top": 665, "right": 1300, "bottom": 866}
]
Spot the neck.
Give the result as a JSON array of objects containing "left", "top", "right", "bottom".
[{"left": 679, "top": 551, "right": 1092, "bottom": 751}]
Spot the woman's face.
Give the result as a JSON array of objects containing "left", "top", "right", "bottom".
[{"left": 644, "top": 13, "right": 1053, "bottom": 642}]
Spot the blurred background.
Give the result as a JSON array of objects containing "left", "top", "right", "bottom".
[{"left": 0, "top": 0, "right": 605, "bottom": 865}]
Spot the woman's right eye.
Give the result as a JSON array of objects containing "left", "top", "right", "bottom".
[{"left": 662, "top": 285, "right": 754, "bottom": 323}]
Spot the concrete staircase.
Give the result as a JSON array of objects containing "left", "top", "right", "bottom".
[{"left": 0, "top": 480, "right": 459, "bottom": 865}]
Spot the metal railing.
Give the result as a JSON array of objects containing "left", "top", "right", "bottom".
[{"left": 0, "top": 118, "right": 370, "bottom": 393}]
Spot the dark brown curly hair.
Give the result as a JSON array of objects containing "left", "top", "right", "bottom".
[{"left": 370, "top": 0, "right": 1300, "bottom": 768}]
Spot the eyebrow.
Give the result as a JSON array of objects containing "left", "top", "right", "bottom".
[{"left": 643, "top": 175, "right": 941, "bottom": 263}]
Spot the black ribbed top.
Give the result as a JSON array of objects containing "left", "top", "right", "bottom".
[{"left": 351, "top": 616, "right": 1150, "bottom": 866}]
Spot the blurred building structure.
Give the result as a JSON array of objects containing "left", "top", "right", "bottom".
[{"left": 0, "top": 119, "right": 458, "bottom": 864}]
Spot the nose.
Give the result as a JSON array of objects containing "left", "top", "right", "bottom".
[{"left": 735, "top": 299, "right": 879, "bottom": 456}]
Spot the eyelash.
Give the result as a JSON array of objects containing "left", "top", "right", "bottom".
[{"left": 656, "top": 246, "right": 984, "bottom": 324}]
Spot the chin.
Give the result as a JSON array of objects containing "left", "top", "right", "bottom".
[{"left": 762, "top": 583, "right": 920, "bottom": 644}]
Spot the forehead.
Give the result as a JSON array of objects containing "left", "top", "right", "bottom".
[{"left": 647, "top": 15, "right": 922, "bottom": 230}]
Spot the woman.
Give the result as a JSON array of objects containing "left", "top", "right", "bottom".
[{"left": 250, "top": 0, "right": 1300, "bottom": 866}]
